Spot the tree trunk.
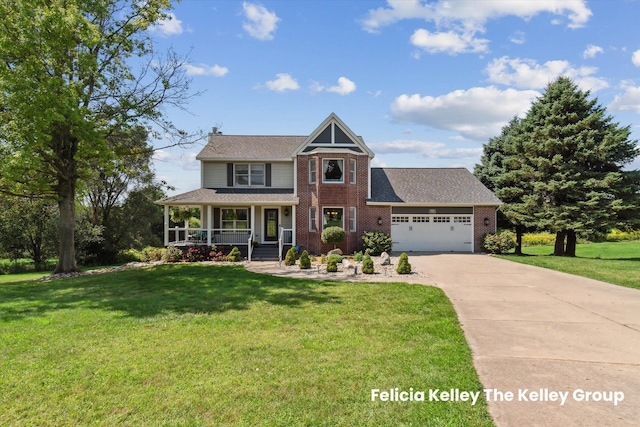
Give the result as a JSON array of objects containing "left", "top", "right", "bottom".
[
  {"left": 55, "top": 179, "right": 79, "bottom": 273},
  {"left": 564, "top": 230, "right": 577, "bottom": 257},
  {"left": 553, "top": 231, "right": 566, "bottom": 256},
  {"left": 514, "top": 225, "right": 523, "bottom": 255}
]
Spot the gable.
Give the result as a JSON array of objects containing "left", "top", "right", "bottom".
[{"left": 293, "top": 113, "right": 374, "bottom": 157}]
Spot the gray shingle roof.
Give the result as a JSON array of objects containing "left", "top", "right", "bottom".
[
  {"left": 196, "top": 135, "right": 305, "bottom": 161},
  {"left": 157, "top": 188, "right": 299, "bottom": 205},
  {"left": 370, "top": 168, "right": 501, "bottom": 205}
]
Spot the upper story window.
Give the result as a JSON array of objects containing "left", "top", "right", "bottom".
[
  {"left": 235, "top": 164, "right": 264, "bottom": 186},
  {"left": 309, "top": 159, "right": 316, "bottom": 184},
  {"left": 323, "top": 159, "right": 343, "bottom": 183},
  {"left": 349, "top": 159, "right": 356, "bottom": 184}
]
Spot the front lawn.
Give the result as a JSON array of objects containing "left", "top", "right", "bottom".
[
  {"left": 0, "top": 264, "right": 492, "bottom": 426},
  {"left": 497, "top": 240, "right": 640, "bottom": 290}
]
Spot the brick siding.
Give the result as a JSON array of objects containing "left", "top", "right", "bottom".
[{"left": 473, "top": 206, "right": 498, "bottom": 252}]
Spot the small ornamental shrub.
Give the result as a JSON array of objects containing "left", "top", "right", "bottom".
[
  {"left": 211, "top": 250, "right": 227, "bottom": 262},
  {"left": 362, "top": 254, "right": 374, "bottom": 274},
  {"left": 362, "top": 231, "right": 392, "bottom": 256},
  {"left": 117, "top": 249, "right": 144, "bottom": 263},
  {"left": 328, "top": 254, "right": 343, "bottom": 264},
  {"left": 320, "top": 254, "right": 327, "bottom": 264},
  {"left": 482, "top": 231, "right": 516, "bottom": 254},
  {"left": 162, "top": 245, "right": 184, "bottom": 263},
  {"left": 185, "top": 245, "right": 212, "bottom": 262},
  {"left": 309, "top": 255, "right": 317, "bottom": 263},
  {"left": 396, "top": 253, "right": 412, "bottom": 274},
  {"left": 299, "top": 250, "right": 311, "bottom": 269},
  {"left": 142, "top": 246, "right": 165, "bottom": 262},
  {"left": 326, "top": 257, "right": 338, "bottom": 272},
  {"left": 321, "top": 226, "right": 346, "bottom": 248},
  {"left": 227, "top": 247, "right": 242, "bottom": 262},
  {"left": 284, "top": 247, "right": 298, "bottom": 266},
  {"left": 353, "top": 251, "right": 364, "bottom": 262}
]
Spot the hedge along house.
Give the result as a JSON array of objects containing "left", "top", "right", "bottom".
[{"left": 157, "top": 113, "right": 501, "bottom": 260}]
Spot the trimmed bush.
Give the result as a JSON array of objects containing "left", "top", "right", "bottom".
[
  {"left": 353, "top": 251, "right": 364, "bottom": 262},
  {"left": 321, "top": 226, "right": 346, "bottom": 248},
  {"left": 162, "top": 246, "right": 183, "bottom": 263},
  {"left": 482, "top": 231, "right": 517, "bottom": 254},
  {"left": 326, "top": 257, "right": 338, "bottom": 272},
  {"left": 299, "top": 250, "right": 311, "bottom": 269},
  {"left": 284, "top": 247, "right": 298, "bottom": 266},
  {"left": 320, "top": 254, "right": 327, "bottom": 264},
  {"left": 227, "top": 247, "right": 242, "bottom": 262},
  {"left": 362, "top": 254, "right": 374, "bottom": 274},
  {"left": 396, "top": 253, "right": 412, "bottom": 274},
  {"left": 362, "top": 231, "right": 392, "bottom": 256},
  {"left": 117, "top": 249, "right": 144, "bottom": 263},
  {"left": 328, "top": 254, "right": 343, "bottom": 264}
]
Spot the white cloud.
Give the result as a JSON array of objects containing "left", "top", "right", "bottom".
[
  {"left": 361, "top": 0, "right": 592, "bottom": 33},
  {"left": 485, "top": 56, "right": 609, "bottom": 92},
  {"left": 390, "top": 86, "right": 539, "bottom": 141},
  {"left": 583, "top": 44, "right": 603, "bottom": 59},
  {"left": 609, "top": 83, "right": 640, "bottom": 113},
  {"left": 632, "top": 50, "right": 640, "bottom": 67},
  {"left": 264, "top": 73, "right": 299, "bottom": 92},
  {"left": 509, "top": 31, "right": 526, "bottom": 45},
  {"left": 183, "top": 63, "right": 229, "bottom": 77},
  {"left": 311, "top": 77, "right": 357, "bottom": 95},
  {"left": 149, "top": 12, "right": 183, "bottom": 37},
  {"left": 371, "top": 140, "right": 483, "bottom": 160},
  {"left": 410, "top": 29, "right": 489, "bottom": 54},
  {"left": 242, "top": 2, "right": 280, "bottom": 40}
]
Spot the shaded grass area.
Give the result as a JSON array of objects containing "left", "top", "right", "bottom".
[
  {"left": 497, "top": 241, "right": 640, "bottom": 290},
  {"left": 0, "top": 264, "right": 492, "bottom": 426}
]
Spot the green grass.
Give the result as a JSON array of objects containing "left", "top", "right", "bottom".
[
  {"left": 0, "top": 264, "right": 492, "bottom": 426},
  {"left": 497, "top": 240, "right": 640, "bottom": 290}
]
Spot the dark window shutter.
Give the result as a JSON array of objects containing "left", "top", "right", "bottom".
[
  {"left": 265, "top": 163, "right": 272, "bottom": 187},
  {"left": 227, "top": 163, "right": 234, "bottom": 187}
]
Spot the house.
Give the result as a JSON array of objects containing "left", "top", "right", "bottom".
[{"left": 157, "top": 113, "right": 500, "bottom": 260}]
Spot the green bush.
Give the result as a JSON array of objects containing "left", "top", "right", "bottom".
[
  {"left": 162, "top": 246, "right": 183, "bottom": 263},
  {"left": 299, "top": 250, "right": 311, "bottom": 269},
  {"left": 362, "top": 231, "right": 392, "bottom": 256},
  {"left": 353, "top": 251, "right": 364, "bottom": 262},
  {"left": 362, "top": 254, "right": 374, "bottom": 274},
  {"left": 396, "top": 253, "right": 411, "bottom": 274},
  {"left": 142, "top": 246, "right": 165, "bottom": 262},
  {"left": 116, "top": 249, "right": 144, "bottom": 263},
  {"left": 482, "top": 231, "right": 517, "bottom": 254},
  {"left": 326, "top": 258, "right": 338, "bottom": 272},
  {"left": 606, "top": 228, "right": 640, "bottom": 242},
  {"left": 321, "top": 226, "right": 346, "bottom": 248},
  {"left": 320, "top": 254, "right": 327, "bottom": 264},
  {"left": 227, "top": 247, "right": 242, "bottom": 262},
  {"left": 284, "top": 247, "right": 298, "bottom": 266},
  {"left": 328, "top": 254, "right": 343, "bottom": 264}
]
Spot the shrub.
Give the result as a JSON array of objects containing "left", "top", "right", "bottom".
[
  {"left": 227, "top": 247, "right": 242, "bottom": 262},
  {"left": 361, "top": 254, "right": 374, "bottom": 274},
  {"left": 362, "top": 231, "right": 392, "bottom": 256},
  {"left": 142, "top": 246, "right": 165, "bottom": 262},
  {"left": 299, "top": 250, "right": 311, "bottom": 269},
  {"left": 284, "top": 247, "right": 298, "bottom": 266},
  {"left": 211, "top": 250, "right": 227, "bottom": 262},
  {"left": 396, "top": 253, "right": 412, "bottom": 274},
  {"left": 162, "top": 246, "right": 184, "bottom": 263},
  {"left": 328, "top": 254, "right": 343, "bottom": 264},
  {"left": 185, "top": 245, "right": 212, "bottom": 262},
  {"left": 482, "top": 231, "right": 517, "bottom": 254},
  {"left": 320, "top": 254, "right": 327, "bottom": 264},
  {"left": 321, "top": 226, "right": 346, "bottom": 248},
  {"left": 326, "top": 257, "right": 338, "bottom": 272},
  {"left": 522, "top": 233, "right": 556, "bottom": 247},
  {"left": 606, "top": 228, "right": 640, "bottom": 242},
  {"left": 309, "top": 255, "right": 317, "bottom": 263},
  {"left": 116, "top": 249, "right": 144, "bottom": 263},
  {"left": 353, "top": 251, "right": 364, "bottom": 262}
]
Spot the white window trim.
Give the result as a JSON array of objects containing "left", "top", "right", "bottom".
[
  {"left": 221, "top": 207, "right": 249, "bottom": 229},
  {"left": 322, "top": 206, "right": 344, "bottom": 229},
  {"left": 349, "top": 207, "right": 356, "bottom": 232},
  {"left": 322, "top": 158, "right": 345, "bottom": 184},
  {"left": 309, "top": 207, "right": 317, "bottom": 232},
  {"left": 349, "top": 159, "right": 356, "bottom": 184},
  {"left": 309, "top": 158, "right": 316, "bottom": 184},
  {"left": 234, "top": 163, "right": 265, "bottom": 187}
]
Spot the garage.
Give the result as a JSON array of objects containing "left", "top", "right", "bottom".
[{"left": 391, "top": 214, "right": 473, "bottom": 252}]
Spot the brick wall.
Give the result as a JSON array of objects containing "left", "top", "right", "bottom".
[
  {"left": 296, "top": 153, "right": 390, "bottom": 255},
  {"left": 473, "top": 206, "right": 498, "bottom": 252}
]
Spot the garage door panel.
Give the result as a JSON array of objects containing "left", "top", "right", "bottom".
[{"left": 392, "top": 214, "right": 472, "bottom": 252}]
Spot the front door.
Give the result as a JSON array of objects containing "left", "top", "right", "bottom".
[{"left": 264, "top": 209, "right": 279, "bottom": 242}]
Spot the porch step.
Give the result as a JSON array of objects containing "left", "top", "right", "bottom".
[{"left": 250, "top": 245, "right": 281, "bottom": 261}]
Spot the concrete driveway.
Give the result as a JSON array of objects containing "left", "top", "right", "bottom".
[{"left": 410, "top": 254, "right": 640, "bottom": 427}]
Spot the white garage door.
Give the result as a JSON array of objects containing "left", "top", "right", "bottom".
[{"left": 391, "top": 215, "right": 473, "bottom": 252}]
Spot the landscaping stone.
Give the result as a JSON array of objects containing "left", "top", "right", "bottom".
[
  {"left": 380, "top": 251, "right": 391, "bottom": 265},
  {"left": 328, "top": 248, "right": 343, "bottom": 256}
]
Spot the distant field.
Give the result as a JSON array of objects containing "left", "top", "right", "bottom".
[{"left": 497, "top": 241, "right": 640, "bottom": 290}]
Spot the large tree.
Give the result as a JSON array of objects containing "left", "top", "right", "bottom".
[
  {"left": 0, "top": 0, "right": 193, "bottom": 272},
  {"left": 515, "top": 77, "right": 639, "bottom": 256}
]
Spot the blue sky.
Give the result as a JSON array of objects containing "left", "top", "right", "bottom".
[{"left": 148, "top": 0, "right": 640, "bottom": 195}]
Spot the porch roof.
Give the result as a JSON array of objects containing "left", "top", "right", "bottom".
[{"left": 157, "top": 188, "right": 299, "bottom": 205}]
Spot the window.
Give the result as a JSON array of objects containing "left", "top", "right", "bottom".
[
  {"left": 349, "top": 159, "right": 356, "bottom": 184},
  {"left": 392, "top": 216, "right": 409, "bottom": 223},
  {"left": 454, "top": 216, "right": 471, "bottom": 223},
  {"left": 309, "top": 207, "right": 317, "bottom": 232},
  {"left": 433, "top": 216, "right": 451, "bottom": 223},
  {"left": 309, "top": 159, "right": 316, "bottom": 184},
  {"left": 235, "top": 164, "right": 264, "bottom": 186},
  {"left": 413, "top": 216, "right": 429, "bottom": 223},
  {"left": 222, "top": 208, "right": 248, "bottom": 230},
  {"left": 322, "top": 159, "right": 344, "bottom": 183},
  {"left": 349, "top": 207, "right": 356, "bottom": 232},
  {"left": 323, "top": 207, "right": 344, "bottom": 229}
]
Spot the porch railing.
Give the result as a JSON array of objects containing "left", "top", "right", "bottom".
[
  {"left": 278, "top": 227, "right": 294, "bottom": 262},
  {"left": 167, "top": 227, "right": 251, "bottom": 246},
  {"left": 248, "top": 231, "right": 254, "bottom": 262}
]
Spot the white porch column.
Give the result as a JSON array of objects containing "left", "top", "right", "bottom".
[
  {"left": 292, "top": 205, "right": 296, "bottom": 246},
  {"left": 207, "top": 205, "right": 212, "bottom": 246},
  {"left": 251, "top": 205, "right": 256, "bottom": 240},
  {"left": 164, "top": 205, "right": 169, "bottom": 246}
]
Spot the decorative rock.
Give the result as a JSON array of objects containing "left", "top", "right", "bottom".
[
  {"left": 342, "top": 259, "right": 355, "bottom": 269},
  {"left": 328, "top": 248, "right": 343, "bottom": 256},
  {"left": 380, "top": 252, "right": 391, "bottom": 265}
]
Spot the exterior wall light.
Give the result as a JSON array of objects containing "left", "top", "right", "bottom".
[
  {"left": 484, "top": 217, "right": 490, "bottom": 227},
  {"left": 284, "top": 207, "right": 290, "bottom": 216},
  {"left": 377, "top": 217, "right": 383, "bottom": 226}
]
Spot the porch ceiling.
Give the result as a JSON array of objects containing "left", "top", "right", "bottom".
[{"left": 157, "top": 188, "right": 299, "bottom": 205}]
